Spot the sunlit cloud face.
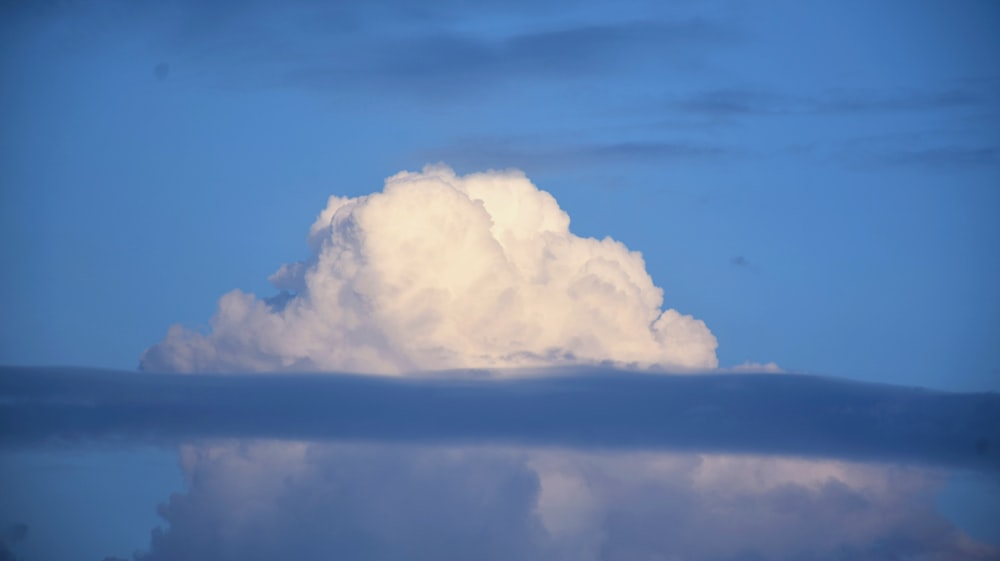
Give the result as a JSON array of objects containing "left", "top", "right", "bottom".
[{"left": 141, "top": 165, "right": 717, "bottom": 374}]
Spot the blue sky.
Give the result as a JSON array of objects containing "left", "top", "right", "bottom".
[
  {"left": 1, "top": 1, "right": 999, "bottom": 559},
  {"left": 1, "top": 0, "right": 997, "bottom": 389}
]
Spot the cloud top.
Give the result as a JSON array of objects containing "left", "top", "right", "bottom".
[{"left": 141, "top": 165, "right": 717, "bottom": 374}]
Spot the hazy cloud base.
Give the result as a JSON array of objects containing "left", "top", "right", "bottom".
[{"left": 107, "top": 441, "right": 998, "bottom": 561}]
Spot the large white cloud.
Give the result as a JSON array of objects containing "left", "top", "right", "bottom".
[{"left": 141, "top": 165, "right": 717, "bottom": 374}]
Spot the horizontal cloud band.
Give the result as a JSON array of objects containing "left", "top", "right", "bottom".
[{"left": 1, "top": 366, "right": 997, "bottom": 470}]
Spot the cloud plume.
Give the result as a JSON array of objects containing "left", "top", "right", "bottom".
[{"left": 141, "top": 165, "right": 718, "bottom": 374}]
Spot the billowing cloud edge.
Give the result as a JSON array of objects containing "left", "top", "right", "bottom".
[{"left": 139, "top": 165, "right": 719, "bottom": 375}]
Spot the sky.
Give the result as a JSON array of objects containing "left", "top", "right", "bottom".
[
  {"left": 1, "top": 0, "right": 999, "bottom": 560},
  {"left": 1, "top": 0, "right": 998, "bottom": 390}
]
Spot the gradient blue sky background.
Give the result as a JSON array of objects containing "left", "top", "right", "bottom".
[
  {"left": 1, "top": 1, "right": 999, "bottom": 559},
  {"left": 2, "top": 0, "right": 998, "bottom": 390}
]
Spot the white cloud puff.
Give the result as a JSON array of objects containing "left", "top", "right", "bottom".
[{"left": 141, "top": 165, "right": 717, "bottom": 374}]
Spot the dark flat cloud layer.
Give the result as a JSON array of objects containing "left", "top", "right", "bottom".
[{"left": 2, "top": 366, "right": 997, "bottom": 470}]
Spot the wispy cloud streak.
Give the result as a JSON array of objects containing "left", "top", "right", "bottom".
[
  {"left": 669, "top": 87, "right": 989, "bottom": 117},
  {"left": 418, "top": 137, "right": 733, "bottom": 173}
]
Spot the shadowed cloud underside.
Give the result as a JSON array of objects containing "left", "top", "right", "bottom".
[{"left": 2, "top": 366, "right": 998, "bottom": 471}]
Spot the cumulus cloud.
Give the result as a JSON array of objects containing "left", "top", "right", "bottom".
[
  {"left": 141, "top": 165, "right": 717, "bottom": 374},
  {"left": 127, "top": 442, "right": 997, "bottom": 561}
]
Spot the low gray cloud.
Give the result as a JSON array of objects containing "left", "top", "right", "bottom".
[{"left": 2, "top": 366, "right": 998, "bottom": 471}]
